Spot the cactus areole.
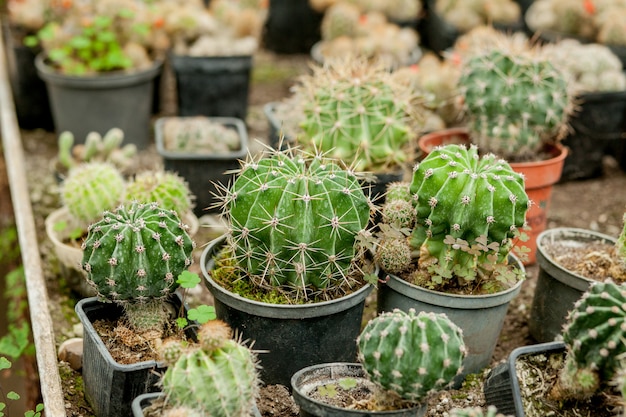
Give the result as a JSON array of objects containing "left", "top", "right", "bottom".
[
  {"left": 81, "top": 201, "right": 195, "bottom": 303},
  {"left": 224, "top": 150, "right": 371, "bottom": 295}
]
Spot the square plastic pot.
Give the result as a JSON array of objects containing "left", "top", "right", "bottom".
[{"left": 131, "top": 392, "right": 262, "bottom": 417}]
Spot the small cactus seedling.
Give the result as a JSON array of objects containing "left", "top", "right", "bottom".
[
  {"left": 158, "top": 320, "right": 260, "bottom": 417},
  {"left": 550, "top": 280, "right": 626, "bottom": 401},
  {"left": 357, "top": 308, "right": 466, "bottom": 405},
  {"left": 126, "top": 170, "right": 195, "bottom": 218},
  {"left": 221, "top": 148, "right": 372, "bottom": 300},
  {"left": 449, "top": 406, "right": 509, "bottom": 417},
  {"left": 459, "top": 48, "right": 572, "bottom": 161},
  {"left": 61, "top": 161, "right": 126, "bottom": 225},
  {"left": 81, "top": 201, "right": 195, "bottom": 339}
]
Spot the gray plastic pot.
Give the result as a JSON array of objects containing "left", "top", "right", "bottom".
[
  {"left": 200, "top": 236, "right": 373, "bottom": 387},
  {"left": 377, "top": 256, "right": 524, "bottom": 383},
  {"left": 483, "top": 341, "right": 566, "bottom": 417},
  {"left": 131, "top": 392, "right": 262, "bottom": 417},
  {"left": 154, "top": 116, "right": 248, "bottom": 217},
  {"left": 76, "top": 296, "right": 191, "bottom": 417},
  {"left": 291, "top": 362, "right": 427, "bottom": 417},
  {"left": 35, "top": 54, "right": 162, "bottom": 150},
  {"left": 529, "top": 227, "right": 617, "bottom": 343}
]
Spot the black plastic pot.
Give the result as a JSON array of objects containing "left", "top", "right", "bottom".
[
  {"left": 483, "top": 341, "right": 566, "bottom": 417},
  {"left": 291, "top": 363, "right": 428, "bottom": 417},
  {"left": 131, "top": 392, "right": 262, "bottom": 417},
  {"left": 377, "top": 256, "right": 524, "bottom": 383},
  {"left": 2, "top": 23, "right": 54, "bottom": 130},
  {"left": 200, "top": 236, "right": 374, "bottom": 387},
  {"left": 75, "top": 296, "right": 191, "bottom": 417},
  {"left": 529, "top": 227, "right": 617, "bottom": 343},
  {"left": 262, "top": 0, "right": 324, "bottom": 54},
  {"left": 154, "top": 116, "right": 249, "bottom": 217},
  {"left": 35, "top": 54, "right": 162, "bottom": 149},
  {"left": 561, "top": 89, "right": 626, "bottom": 181},
  {"left": 170, "top": 54, "right": 252, "bottom": 120}
]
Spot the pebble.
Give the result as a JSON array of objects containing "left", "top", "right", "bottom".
[{"left": 58, "top": 337, "right": 83, "bottom": 371}]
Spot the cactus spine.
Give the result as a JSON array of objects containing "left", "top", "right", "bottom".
[
  {"left": 126, "top": 170, "right": 195, "bottom": 217},
  {"left": 357, "top": 308, "right": 466, "bottom": 404},
  {"left": 408, "top": 144, "right": 529, "bottom": 288},
  {"left": 159, "top": 320, "right": 259, "bottom": 417},
  {"left": 81, "top": 201, "right": 195, "bottom": 337},
  {"left": 459, "top": 49, "right": 572, "bottom": 161},
  {"left": 550, "top": 280, "right": 626, "bottom": 401},
  {"left": 223, "top": 149, "right": 371, "bottom": 299}
]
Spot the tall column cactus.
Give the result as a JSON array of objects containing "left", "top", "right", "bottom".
[
  {"left": 459, "top": 49, "right": 572, "bottom": 161},
  {"left": 222, "top": 149, "right": 372, "bottom": 299},
  {"left": 81, "top": 201, "right": 195, "bottom": 338},
  {"left": 407, "top": 144, "right": 529, "bottom": 289},
  {"left": 158, "top": 320, "right": 259, "bottom": 417},
  {"left": 550, "top": 280, "right": 626, "bottom": 401},
  {"left": 357, "top": 308, "right": 466, "bottom": 405}
]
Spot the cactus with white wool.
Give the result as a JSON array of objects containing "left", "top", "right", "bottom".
[{"left": 357, "top": 308, "right": 466, "bottom": 404}]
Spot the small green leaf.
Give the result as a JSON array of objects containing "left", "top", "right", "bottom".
[
  {"left": 338, "top": 378, "right": 357, "bottom": 390},
  {"left": 187, "top": 305, "right": 216, "bottom": 324},
  {"left": 177, "top": 271, "right": 201, "bottom": 289},
  {"left": 317, "top": 384, "right": 337, "bottom": 398},
  {"left": 176, "top": 317, "right": 188, "bottom": 329},
  {"left": 52, "top": 220, "right": 67, "bottom": 233},
  {"left": 0, "top": 357, "right": 12, "bottom": 370},
  {"left": 7, "top": 392, "right": 20, "bottom": 401}
]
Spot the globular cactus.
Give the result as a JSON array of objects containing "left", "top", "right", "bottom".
[
  {"left": 384, "top": 181, "right": 412, "bottom": 203},
  {"left": 126, "top": 170, "right": 195, "bottom": 218},
  {"left": 222, "top": 149, "right": 371, "bottom": 298},
  {"left": 435, "top": 0, "right": 521, "bottom": 33},
  {"left": 459, "top": 49, "right": 572, "bottom": 161},
  {"left": 550, "top": 280, "right": 626, "bottom": 401},
  {"left": 357, "top": 308, "right": 466, "bottom": 404},
  {"left": 320, "top": 2, "right": 361, "bottom": 41},
  {"left": 613, "top": 213, "right": 626, "bottom": 279},
  {"left": 450, "top": 406, "right": 510, "bottom": 417},
  {"left": 161, "top": 117, "right": 241, "bottom": 154},
  {"left": 81, "top": 201, "right": 195, "bottom": 337},
  {"left": 159, "top": 320, "right": 259, "bottom": 417},
  {"left": 57, "top": 128, "right": 137, "bottom": 173},
  {"left": 408, "top": 144, "right": 529, "bottom": 288},
  {"left": 295, "top": 58, "right": 421, "bottom": 172},
  {"left": 61, "top": 162, "right": 126, "bottom": 224}
]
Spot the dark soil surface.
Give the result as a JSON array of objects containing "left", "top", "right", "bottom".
[{"left": 9, "top": 49, "right": 626, "bottom": 416}]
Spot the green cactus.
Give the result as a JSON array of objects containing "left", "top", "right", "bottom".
[
  {"left": 450, "top": 405, "right": 510, "bottom": 417},
  {"left": 373, "top": 235, "right": 412, "bottom": 275},
  {"left": 81, "top": 201, "right": 195, "bottom": 337},
  {"left": 159, "top": 320, "right": 259, "bottom": 417},
  {"left": 357, "top": 308, "right": 466, "bottom": 404},
  {"left": 384, "top": 181, "right": 412, "bottom": 203},
  {"left": 295, "top": 58, "right": 420, "bottom": 172},
  {"left": 459, "top": 49, "right": 572, "bottom": 161},
  {"left": 550, "top": 280, "right": 626, "bottom": 401},
  {"left": 407, "top": 144, "right": 529, "bottom": 289},
  {"left": 61, "top": 162, "right": 126, "bottom": 224},
  {"left": 222, "top": 148, "right": 371, "bottom": 299},
  {"left": 126, "top": 170, "right": 195, "bottom": 217},
  {"left": 320, "top": 2, "right": 361, "bottom": 41},
  {"left": 381, "top": 198, "right": 415, "bottom": 229},
  {"left": 56, "top": 128, "right": 137, "bottom": 172},
  {"left": 614, "top": 212, "right": 626, "bottom": 275}
]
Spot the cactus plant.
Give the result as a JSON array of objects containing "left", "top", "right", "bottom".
[
  {"left": 434, "top": 0, "right": 521, "bottom": 33},
  {"left": 158, "top": 320, "right": 259, "bottom": 417},
  {"left": 219, "top": 148, "right": 372, "bottom": 300},
  {"left": 357, "top": 308, "right": 467, "bottom": 404},
  {"left": 459, "top": 48, "right": 573, "bottom": 161},
  {"left": 60, "top": 161, "right": 126, "bottom": 225},
  {"left": 549, "top": 280, "right": 626, "bottom": 401},
  {"left": 160, "top": 116, "right": 241, "bottom": 154},
  {"left": 81, "top": 201, "right": 195, "bottom": 339},
  {"left": 374, "top": 144, "right": 530, "bottom": 292},
  {"left": 126, "top": 170, "right": 195, "bottom": 218},
  {"left": 450, "top": 406, "right": 510, "bottom": 417},
  {"left": 294, "top": 57, "right": 423, "bottom": 173}
]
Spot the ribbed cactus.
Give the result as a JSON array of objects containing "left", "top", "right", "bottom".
[
  {"left": 61, "top": 162, "right": 126, "bottom": 224},
  {"left": 159, "top": 320, "right": 259, "bottom": 417},
  {"left": 295, "top": 58, "right": 419, "bottom": 172},
  {"left": 460, "top": 49, "right": 572, "bottom": 161},
  {"left": 406, "top": 144, "right": 529, "bottom": 287},
  {"left": 81, "top": 201, "right": 195, "bottom": 337},
  {"left": 320, "top": 2, "right": 361, "bottom": 41},
  {"left": 450, "top": 406, "right": 509, "bottom": 417},
  {"left": 550, "top": 280, "right": 626, "bottom": 401},
  {"left": 357, "top": 308, "right": 466, "bottom": 403},
  {"left": 223, "top": 149, "right": 371, "bottom": 297},
  {"left": 126, "top": 170, "right": 194, "bottom": 217}
]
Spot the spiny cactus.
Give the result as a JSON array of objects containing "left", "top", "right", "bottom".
[
  {"left": 126, "top": 170, "right": 195, "bottom": 217},
  {"left": 614, "top": 213, "right": 626, "bottom": 279},
  {"left": 320, "top": 2, "right": 361, "bottom": 41},
  {"left": 409, "top": 144, "right": 529, "bottom": 288},
  {"left": 81, "top": 201, "right": 195, "bottom": 338},
  {"left": 158, "top": 320, "right": 259, "bottom": 417},
  {"left": 550, "top": 280, "right": 626, "bottom": 401},
  {"left": 357, "top": 308, "right": 466, "bottom": 404},
  {"left": 435, "top": 0, "right": 521, "bottom": 33},
  {"left": 57, "top": 128, "right": 137, "bottom": 173},
  {"left": 61, "top": 162, "right": 126, "bottom": 224},
  {"left": 222, "top": 148, "right": 371, "bottom": 299},
  {"left": 295, "top": 58, "right": 422, "bottom": 172},
  {"left": 160, "top": 117, "right": 241, "bottom": 154},
  {"left": 459, "top": 49, "right": 572, "bottom": 161},
  {"left": 450, "top": 406, "right": 510, "bottom": 417}
]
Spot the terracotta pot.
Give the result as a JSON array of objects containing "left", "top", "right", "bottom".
[{"left": 417, "top": 128, "right": 568, "bottom": 265}]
